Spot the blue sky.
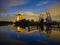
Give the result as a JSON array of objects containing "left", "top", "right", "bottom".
[
  {"left": 0, "top": 0, "right": 60, "bottom": 15},
  {"left": 0, "top": 0, "right": 60, "bottom": 21}
]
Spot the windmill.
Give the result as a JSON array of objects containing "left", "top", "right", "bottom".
[
  {"left": 39, "top": 13, "right": 44, "bottom": 22},
  {"left": 16, "top": 9, "right": 22, "bottom": 21},
  {"left": 46, "top": 12, "right": 52, "bottom": 23}
]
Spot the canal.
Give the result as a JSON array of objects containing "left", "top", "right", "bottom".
[{"left": 0, "top": 25, "right": 60, "bottom": 45}]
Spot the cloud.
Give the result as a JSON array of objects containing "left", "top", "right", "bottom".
[
  {"left": 23, "top": 12, "right": 37, "bottom": 16},
  {"left": 0, "top": 14, "right": 17, "bottom": 21},
  {"left": 0, "top": 0, "right": 29, "bottom": 13},
  {"left": 36, "top": 1, "right": 48, "bottom": 6},
  {"left": 46, "top": 3, "right": 60, "bottom": 16},
  {"left": 1, "top": 2, "right": 60, "bottom": 21},
  {"left": 43, "top": 3, "right": 60, "bottom": 20},
  {"left": 35, "top": 2, "right": 60, "bottom": 21},
  {"left": 8, "top": 0, "right": 28, "bottom": 6},
  {"left": 22, "top": 12, "right": 39, "bottom": 21},
  {"left": 0, "top": 12, "right": 39, "bottom": 21}
]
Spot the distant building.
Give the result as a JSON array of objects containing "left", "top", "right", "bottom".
[{"left": 17, "top": 12, "right": 22, "bottom": 21}]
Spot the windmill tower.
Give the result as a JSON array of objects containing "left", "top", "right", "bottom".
[{"left": 17, "top": 11, "right": 22, "bottom": 21}]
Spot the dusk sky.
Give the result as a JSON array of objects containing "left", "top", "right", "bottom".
[{"left": 0, "top": 0, "right": 60, "bottom": 21}]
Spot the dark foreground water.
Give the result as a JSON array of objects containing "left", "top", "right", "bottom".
[{"left": 0, "top": 25, "right": 60, "bottom": 45}]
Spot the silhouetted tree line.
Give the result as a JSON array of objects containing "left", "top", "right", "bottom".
[
  {"left": 14, "top": 19, "right": 37, "bottom": 28},
  {"left": 0, "top": 21, "right": 13, "bottom": 26}
]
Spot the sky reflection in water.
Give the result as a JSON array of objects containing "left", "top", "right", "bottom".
[{"left": 0, "top": 25, "right": 60, "bottom": 45}]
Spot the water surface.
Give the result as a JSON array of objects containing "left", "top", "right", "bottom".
[{"left": 0, "top": 25, "right": 60, "bottom": 45}]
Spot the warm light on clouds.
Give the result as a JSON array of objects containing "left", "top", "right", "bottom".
[
  {"left": 22, "top": 12, "right": 39, "bottom": 21},
  {"left": 0, "top": 0, "right": 60, "bottom": 21},
  {"left": 46, "top": 3, "right": 60, "bottom": 20},
  {"left": 0, "top": 12, "right": 39, "bottom": 21},
  {"left": 23, "top": 12, "right": 37, "bottom": 16}
]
